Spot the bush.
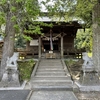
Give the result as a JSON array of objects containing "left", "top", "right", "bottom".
[{"left": 18, "top": 59, "right": 35, "bottom": 81}]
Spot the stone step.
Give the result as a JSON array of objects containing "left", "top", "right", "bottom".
[
  {"left": 39, "top": 66, "right": 63, "bottom": 68},
  {"left": 40, "top": 61, "right": 61, "bottom": 62},
  {"left": 31, "top": 85, "right": 73, "bottom": 91},
  {"left": 39, "top": 61, "right": 62, "bottom": 63},
  {"left": 37, "top": 68, "right": 64, "bottom": 70},
  {"left": 38, "top": 67, "right": 63, "bottom": 69},
  {"left": 40, "top": 63, "right": 61, "bottom": 64},
  {"left": 38, "top": 65, "right": 63, "bottom": 68},
  {"left": 40, "top": 60, "right": 61, "bottom": 62},
  {"left": 32, "top": 80, "right": 70, "bottom": 82},
  {"left": 38, "top": 67, "right": 64, "bottom": 69},
  {"left": 32, "top": 76, "right": 70, "bottom": 80},
  {"left": 31, "top": 80, "right": 73, "bottom": 86},
  {"left": 37, "top": 69, "right": 65, "bottom": 72},
  {"left": 35, "top": 72, "right": 66, "bottom": 76},
  {"left": 39, "top": 62, "right": 62, "bottom": 64}
]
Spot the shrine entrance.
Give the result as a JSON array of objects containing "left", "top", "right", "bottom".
[
  {"left": 41, "top": 32, "right": 61, "bottom": 58},
  {"left": 42, "top": 40, "right": 59, "bottom": 52}
]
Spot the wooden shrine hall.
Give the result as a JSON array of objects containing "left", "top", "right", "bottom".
[{"left": 25, "top": 21, "right": 83, "bottom": 59}]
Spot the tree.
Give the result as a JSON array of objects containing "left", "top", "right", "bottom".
[
  {"left": 74, "top": 28, "right": 92, "bottom": 52},
  {"left": 0, "top": 0, "right": 40, "bottom": 78},
  {"left": 47, "top": 0, "right": 100, "bottom": 72},
  {"left": 92, "top": 2, "right": 100, "bottom": 72}
]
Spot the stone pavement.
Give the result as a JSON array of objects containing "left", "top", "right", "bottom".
[
  {"left": 29, "top": 91, "right": 78, "bottom": 100},
  {"left": 0, "top": 90, "right": 30, "bottom": 100}
]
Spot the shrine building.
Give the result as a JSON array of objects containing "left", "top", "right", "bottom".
[{"left": 25, "top": 20, "right": 83, "bottom": 59}]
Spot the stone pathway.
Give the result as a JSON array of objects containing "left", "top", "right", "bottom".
[
  {"left": 29, "top": 91, "right": 78, "bottom": 100},
  {"left": 29, "top": 59, "right": 78, "bottom": 100}
]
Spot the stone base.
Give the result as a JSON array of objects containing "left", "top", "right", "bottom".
[
  {"left": 79, "top": 71, "right": 100, "bottom": 85},
  {"left": 1, "top": 66, "right": 20, "bottom": 87},
  {"left": 75, "top": 81, "right": 100, "bottom": 91},
  {"left": 0, "top": 81, "right": 20, "bottom": 87},
  {"left": 0, "top": 81, "right": 27, "bottom": 90}
]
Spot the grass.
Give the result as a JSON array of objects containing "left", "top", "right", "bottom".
[{"left": 18, "top": 59, "right": 35, "bottom": 81}]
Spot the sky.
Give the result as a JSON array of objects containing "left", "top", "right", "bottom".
[{"left": 38, "top": 0, "right": 55, "bottom": 12}]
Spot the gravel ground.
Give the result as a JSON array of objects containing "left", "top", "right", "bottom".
[{"left": 75, "top": 92, "right": 100, "bottom": 100}]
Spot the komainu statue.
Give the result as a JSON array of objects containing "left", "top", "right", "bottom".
[
  {"left": 6, "top": 52, "right": 19, "bottom": 68},
  {"left": 82, "top": 52, "right": 94, "bottom": 73},
  {"left": 1, "top": 52, "right": 20, "bottom": 87}
]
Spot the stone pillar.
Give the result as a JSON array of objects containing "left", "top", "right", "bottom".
[
  {"left": 38, "top": 36, "right": 41, "bottom": 58},
  {"left": 61, "top": 34, "right": 64, "bottom": 58}
]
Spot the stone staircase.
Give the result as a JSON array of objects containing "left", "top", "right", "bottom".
[
  {"left": 41, "top": 52, "right": 61, "bottom": 59},
  {"left": 30, "top": 59, "right": 73, "bottom": 91}
]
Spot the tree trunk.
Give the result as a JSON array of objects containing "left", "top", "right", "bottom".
[
  {"left": 92, "top": 3, "right": 100, "bottom": 72},
  {"left": 0, "top": 11, "right": 15, "bottom": 78}
]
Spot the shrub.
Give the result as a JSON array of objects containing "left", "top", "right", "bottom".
[{"left": 18, "top": 59, "right": 35, "bottom": 81}]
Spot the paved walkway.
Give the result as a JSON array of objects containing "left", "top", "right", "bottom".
[
  {"left": 29, "top": 59, "right": 78, "bottom": 100},
  {"left": 0, "top": 90, "right": 30, "bottom": 100}
]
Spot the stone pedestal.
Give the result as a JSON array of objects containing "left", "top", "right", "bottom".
[
  {"left": 0, "top": 65, "right": 20, "bottom": 87},
  {"left": 79, "top": 71, "right": 100, "bottom": 85}
]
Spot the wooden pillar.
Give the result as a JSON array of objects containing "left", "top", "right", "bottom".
[
  {"left": 61, "top": 34, "right": 64, "bottom": 58},
  {"left": 38, "top": 36, "right": 41, "bottom": 58},
  {"left": 26, "top": 41, "right": 30, "bottom": 51}
]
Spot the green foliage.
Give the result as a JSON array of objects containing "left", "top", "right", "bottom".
[
  {"left": 74, "top": 28, "right": 93, "bottom": 52},
  {"left": 11, "top": 6, "right": 17, "bottom": 12},
  {"left": 42, "top": 0, "right": 97, "bottom": 27},
  {"left": 18, "top": 59, "right": 35, "bottom": 81},
  {"left": 15, "top": 35, "right": 26, "bottom": 48},
  {"left": 74, "top": 0, "right": 96, "bottom": 27},
  {"left": 65, "top": 59, "right": 76, "bottom": 67},
  {"left": 0, "top": 0, "right": 42, "bottom": 36},
  {"left": 23, "top": 35, "right": 32, "bottom": 41},
  {"left": 0, "top": 12, "right": 5, "bottom": 25},
  {"left": 11, "top": 16, "right": 17, "bottom": 22},
  {"left": 13, "top": 24, "right": 20, "bottom": 32}
]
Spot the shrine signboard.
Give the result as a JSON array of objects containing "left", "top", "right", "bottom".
[{"left": 30, "top": 40, "right": 38, "bottom": 46}]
